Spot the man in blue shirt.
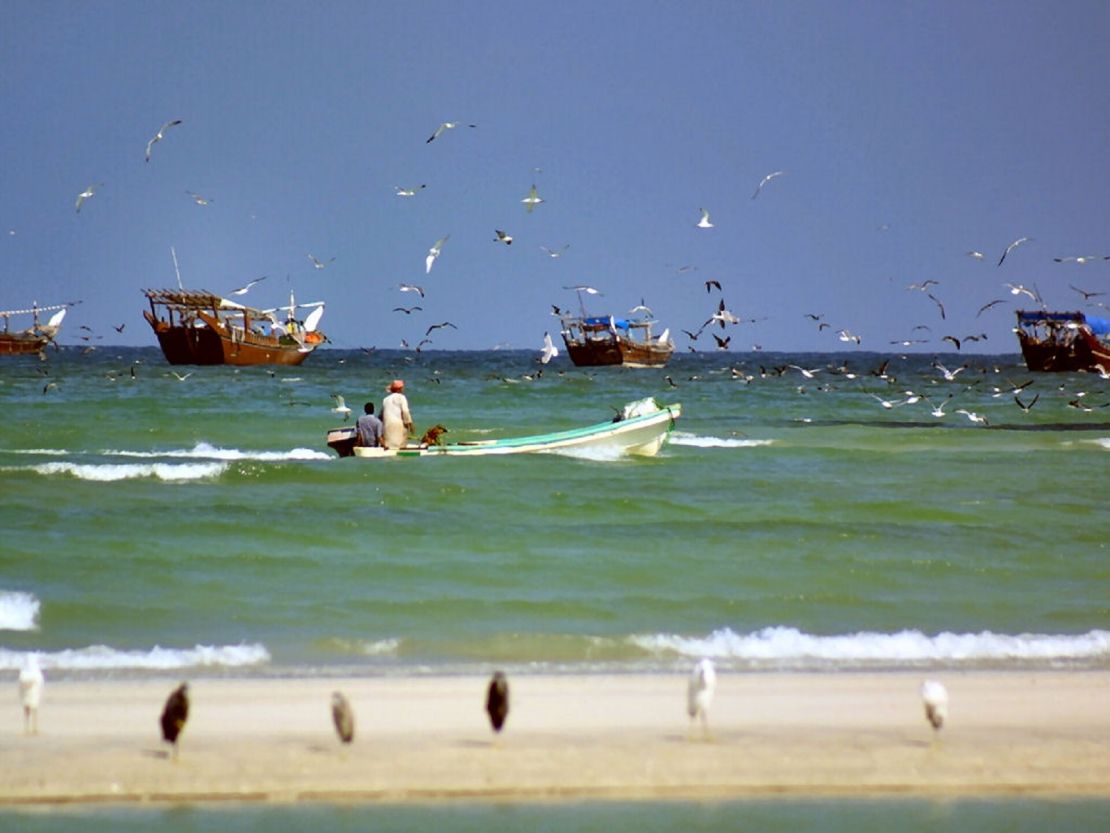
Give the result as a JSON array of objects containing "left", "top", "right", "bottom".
[{"left": 355, "top": 402, "right": 384, "bottom": 448}]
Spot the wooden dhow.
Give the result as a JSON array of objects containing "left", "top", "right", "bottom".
[
  {"left": 560, "top": 314, "right": 674, "bottom": 367},
  {"left": 142, "top": 289, "right": 325, "bottom": 366},
  {"left": 0, "top": 302, "right": 73, "bottom": 357},
  {"left": 1014, "top": 310, "right": 1110, "bottom": 373}
]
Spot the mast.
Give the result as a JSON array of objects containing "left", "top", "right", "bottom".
[{"left": 170, "top": 246, "right": 183, "bottom": 290}]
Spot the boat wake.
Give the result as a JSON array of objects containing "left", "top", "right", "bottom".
[
  {"left": 23, "top": 461, "right": 229, "bottom": 482},
  {"left": 0, "top": 642, "right": 271, "bottom": 672},
  {"left": 0, "top": 590, "right": 40, "bottom": 631},
  {"left": 668, "top": 432, "right": 775, "bottom": 448}
]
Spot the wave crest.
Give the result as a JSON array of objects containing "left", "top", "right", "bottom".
[{"left": 0, "top": 642, "right": 271, "bottom": 671}]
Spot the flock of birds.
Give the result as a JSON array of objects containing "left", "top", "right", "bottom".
[{"left": 17, "top": 656, "right": 951, "bottom": 758}]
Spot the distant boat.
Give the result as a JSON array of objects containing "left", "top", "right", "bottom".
[
  {"left": 142, "top": 289, "right": 326, "bottom": 366},
  {"left": 0, "top": 303, "right": 71, "bottom": 357},
  {"left": 560, "top": 313, "right": 674, "bottom": 368},
  {"left": 1014, "top": 310, "right": 1110, "bottom": 373},
  {"left": 327, "top": 398, "right": 681, "bottom": 459}
]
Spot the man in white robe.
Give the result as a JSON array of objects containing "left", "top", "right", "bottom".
[{"left": 380, "top": 379, "right": 414, "bottom": 449}]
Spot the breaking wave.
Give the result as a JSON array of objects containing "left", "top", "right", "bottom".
[
  {"left": 629, "top": 626, "right": 1110, "bottom": 667},
  {"left": 0, "top": 591, "right": 40, "bottom": 631},
  {"left": 27, "top": 461, "right": 229, "bottom": 482},
  {"left": 0, "top": 642, "right": 271, "bottom": 672},
  {"left": 103, "top": 442, "right": 330, "bottom": 461}
]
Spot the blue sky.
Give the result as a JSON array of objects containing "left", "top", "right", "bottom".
[{"left": 2, "top": 1, "right": 1108, "bottom": 354}]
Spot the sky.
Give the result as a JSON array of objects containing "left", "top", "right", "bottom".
[{"left": 2, "top": 0, "right": 1108, "bottom": 354}]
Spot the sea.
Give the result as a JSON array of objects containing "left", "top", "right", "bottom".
[{"left": 1, "top": 346, "right": 1107, "bottom": 829}]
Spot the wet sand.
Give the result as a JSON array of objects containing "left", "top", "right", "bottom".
[{"left": 3, "top": 671, "right": 1108, "bottom": 804}]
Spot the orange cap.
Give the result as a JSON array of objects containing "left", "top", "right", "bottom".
[{"left": 388, "top": 379, "right": 404, "bottom": 392}]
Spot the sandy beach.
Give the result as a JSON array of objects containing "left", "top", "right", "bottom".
[{"left": 2, "top": 671, "right": 1108, "bottom": 805}]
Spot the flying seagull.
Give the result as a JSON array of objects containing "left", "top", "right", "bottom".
[
  {"left": 230, "top": 276, "right": 267, "bottom": 296},
  {"left": 398, "top": 283, "right": 425, "bottom": 297},
  {"left": 392, "top": 305, "right": 422, "bottom": 314},
  {"left": 160, "top": 682, "right": 189, "bottom": 760},
  {"left": 18, "top": 656, "right": 44, "bottom": 735},
  {"left": 976, "top": 298, "right": 1006, "bottom": 317},
  {"left": 686, "top": 658, "right": 717, "bottom": 739},
  {"left": 394, "top": 184, "right": 427, "bottom": 197},
  {"left": 1054, "top": 255, "right": 1109, "bottom": 264},
  {"left": 1004, "top": 283, "right": 1039, "bottom": 301},
  {"left": 331, "top": 691, "right": 355, "bottom": 744},
  {"left": 425, "top": 321, "right": 457, "bottom": 336},
  {"left": 563, "top": 284, "right": 602, "bottom": 295},
  {"left": 308, "top": 254, "right": 335, "bottom": 269},
  {"left": 521, "top": 184, "right": 544, "bottom": 213},
  {"left": 75, "top": 183, "right": 104, "bottom": 212},
  {"left": 920, "top": 679, "right": 948, "bottom": 737},
  {"left": 1069, "top": 284, "right": 1106, "bottom": 300},
  {"left": 145, "top": 119, "right": 183, "bottom": 162},
  {"left": 494, "top": 229, "right": 513, "bottom": 245},
  {"left": 426, "top": 235, "right": 449, "bottom": 273},
  {"left": 540, "top": 244, "right": 570, "bottom": 258},
  {"left": 185, "top": 190, "right": 212, "bottom": 206},
  {"left": 331, "top": 393, "right": 351, "bottom": 420},
  {"left": 966, "top": 250, "right": 986, "bottom": 260},
  {"left": 695, "top": 208, "right": 714, "bottom": 229},
  {"left": 485, "top": 671, "right": 510, "bottom": 736},
  {"left": 540, "top": 331, "right": 559, "bottom": 364},
  {"left": 752, "top": 170, "right": 785, "bottom": 199},
  {"left": 426, "top": 121, "right": 476, "bottom": 143},
  {"left": 997, "top": 236, "right": 1030, "bottom": 267}
]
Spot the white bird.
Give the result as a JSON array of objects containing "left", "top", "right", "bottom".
[
  {"left": 540, "top": 331, "right": 559, "bottom": 364},
  {"left": 1004, "top": 283, "right": 1039, "bottom": 301},
  {"left": 170, "top": 371, "right": 193, "bottom": 382},
  {"left": 921, "top": 679, "right": 949, "bottom": 735},
  {"left": 563, "top": 284, "right": 602, "bottom": 295},
  {"left": 1055, "top": 255, "right": 1110, "bottom": 265},
  {"left": 695, "top": 208, "right": 714, "bottom": 229},
  {"left": 426, "top": 235, "right": 449, "bottom": 273},
  {"left": 394, "top": 184, "right": 426, "bottom": 197},
  {"left": 426, "top": 121, "right": 476, "bottom": 143},
  {"left": 956, "top": 408, "right": 988, "bottom": 425},
  {"left": 494, "top": 229, "right": 513, "bottom": 245},
  {"left": 686, "top": 658, "right": 717, "bottom": 738},
  {"left": 308, "top": 254, "right": 335, "bottom": 269},
  {"left": 932, "top": 362, "right": 966, "bottom": 381},
  {"left": 331, "top": 394, "right": 351, "bottom": 420},
  {"left": 75, "top": 183, "right": 104, "bottom": 212},
  {"left": 752, "top": 170, "right": 785, "bottom": 199},
  {"left": 966, "top": 250, "right": 986, "bottom": 260},
  {"left": 229, "top": 276, "right": 267, "bottom": 296},
  {"left": 19, "top": 656, "right": 44, "bottom": 735},
  {"left": 540, "top": 244, "right": 570, "bottom": 258},
  {"left": 997, "top": 236, "right": 1030, "bottom": 267},
  {"left": 837, "top": 329, "right": 861, "bottom": 344},
  {"left": 398, "top": 283, "right": 425, "bottom": 298},
  {"left": 521, "top": 184, "right": 544, "bottom": 213},
  {"left": 145, "top": 119, "right": 183, "bottom": 162},
  {"left": 628, "top": 299, "right": 653, "bottom": 317},
  {"left": 185, "top": 190, "right": 212, "bottom": 206}
]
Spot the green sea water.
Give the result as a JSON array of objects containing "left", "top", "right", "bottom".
[
  {"left": 1, "top": 347, "right": 1107, "bottom": 676},
  {"left": 3, "top": 798, "right": 1107, "bottom": 832}
]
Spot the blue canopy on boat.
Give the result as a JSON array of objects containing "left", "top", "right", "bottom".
[
  {"left": 583, "top": 316, "right": 631, "bottom": 331},
  {"left": 1086, "top": 316, "right": 1110, "bottom": 335}
]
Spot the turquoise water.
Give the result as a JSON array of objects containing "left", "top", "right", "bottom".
[
  {"left": 3, "top": 798, "right": 1108, "bottom": 832},
  {"left": 1, "top": 347, "right": 1107, "bottom": 675}
]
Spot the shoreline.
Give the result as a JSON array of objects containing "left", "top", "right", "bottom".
[{"left": 3, "top": 671, "right": 1108, "bottom": 806}]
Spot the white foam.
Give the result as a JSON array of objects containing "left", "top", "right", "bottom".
[
  {"left": 30, "top": 461, "right": 228, "bottom": 482},
  {"left": 0, "top": 591, "right": 40, "bottom": 631},
  {"left": 668, "top": 432, "right": 775, "bottom": 448},
  {"left": 103, "top": 443, "right": 331, "bottom": 461},
  {"left": 630, "top": 626, "right": 1110, "bottom": 665},
  {"left": 0, "top": 642, "right": 271, "bottom": 672},
  {"left": 1088, "top": 438, "right": 1110, "bottom": 450}
]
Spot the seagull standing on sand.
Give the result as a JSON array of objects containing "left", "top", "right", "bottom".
[
  {"left": 18, "top": 656, "right": 44, "bottom": 735},
  {"left": 687, "top": 658, "right": 717, "bottom": 738},
  {"left": 695, "top": 208, "right": 714, "bottom": 229},
  {"left": 751, "top": 170, "right": 785, "bottom": 199},
  {"left": 75, "top": 183, "right": 104, "bottom": 213},
  {"left": 331, "top": 691, "right": 355, "bottom": 744},
  {"left": 521, "top": 184, "right": 544, "bottom": 213},
  {"left": 540, "top": 331, "right": 559, "bottom": 364},
  {"left": 160, "top": 682, "right": 189, "bottom": 760},
  {"left": 921, "top": 679, "right": 948, "bottom": 737},
  {"left": 486, "top": 671, "right": 510, "bottom": 736},
  {"left": 426, "top": 235, "right": 449, "bottom": 273},
  {"left": 145, "top": 119, "right": 183, "bottom": 162}
]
